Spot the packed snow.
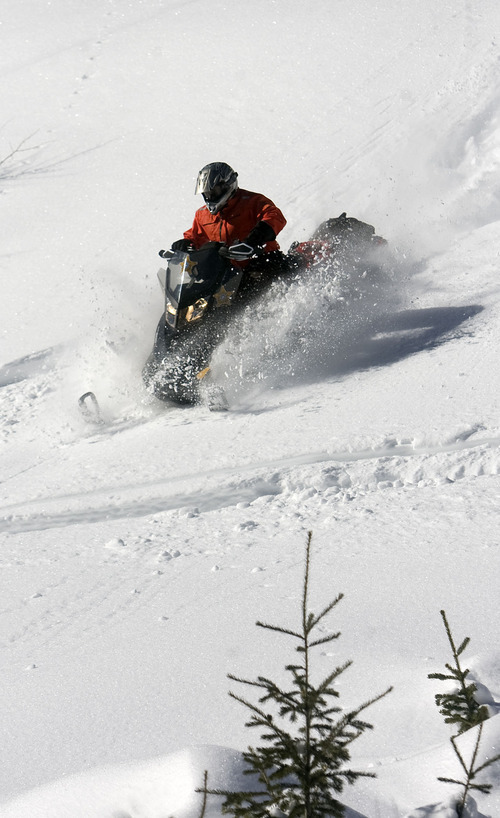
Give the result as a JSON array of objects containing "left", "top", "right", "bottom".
[{"left": 1, "top": 1, "right": 500, "bottom": 816}]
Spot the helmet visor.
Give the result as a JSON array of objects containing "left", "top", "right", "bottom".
[
  {"left": 195, "top": 167, "right": 217, "bottom": 196},
  {"left": 203, "top": 183, "right": 229, "bottom": 204}
]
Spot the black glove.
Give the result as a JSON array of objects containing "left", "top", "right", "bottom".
[
  {"left": 171, "top": 238, "right": 194, "bottom": 252},
  {"left": 245, "top": 221, "right": 276, "bottom": 249}
]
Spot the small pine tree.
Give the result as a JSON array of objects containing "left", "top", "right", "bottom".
[
  {"left": 427, "top": 610, "right": 500, "bottom": 817},
  {"left": 437, "top": 722, "right": 500, "bottom": 817},
  {"left": 428, "top": 610, "right": 489, "bottom": 735},
  {"left": 202, "top": 532, "right": 392, "bottom": 818}
]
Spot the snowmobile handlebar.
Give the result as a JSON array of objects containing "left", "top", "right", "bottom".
[
  {"left": 219, "top": 241, "right": 257, "bottom": 261},
  {"left": 159, "top": 242, "right": 263, "bottom": 263}
]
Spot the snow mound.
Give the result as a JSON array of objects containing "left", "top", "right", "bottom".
[
  {"left": 0, "top": 746, "right": 243, "bottom": 818},
  {"left": 0, "top": 745, "right": 367, "bottom": 818}
]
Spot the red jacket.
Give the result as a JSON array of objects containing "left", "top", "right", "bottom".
[{"left": 184, "top": 188, "right": 286, "bottom": 252}]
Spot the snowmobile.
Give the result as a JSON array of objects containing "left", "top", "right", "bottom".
[
  {"left": 142, "top": 242, "right": 247, "bottom": 404},
  {"left": 142, "top": 213, "right": 387, "bottom": 405}
]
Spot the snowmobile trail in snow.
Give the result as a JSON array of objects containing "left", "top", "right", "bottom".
[
  {"left": 1, "top": 425, "right": 498, "bottom": 534},
  {"left": 0, "top": 478, "right": 282, "bottom": 534}
]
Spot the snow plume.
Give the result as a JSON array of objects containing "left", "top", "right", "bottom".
[
  {"left": 209, "top": 246, "right": 402, "bottom": 404},
  {"left": 60, "top": 263, "right": 159, "bottom": 421}
]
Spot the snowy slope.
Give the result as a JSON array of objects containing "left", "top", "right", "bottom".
[{"left": 1, "top": 1, "right": 500, "bottom": 816}]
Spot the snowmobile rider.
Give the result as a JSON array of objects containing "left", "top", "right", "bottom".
[{"left": 160, "top": 162, "right": 288, "bottom": 279}]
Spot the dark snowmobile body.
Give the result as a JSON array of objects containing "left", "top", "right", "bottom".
[
  {"left": 142, "top": 242, "right": 247, "bottom": 403},
  {"left": 142, "top": 215, "right": 387, "bottom": 405}
]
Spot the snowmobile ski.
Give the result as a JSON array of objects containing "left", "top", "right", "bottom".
[
  {"left": 205, "top": 385, "right": 229, "bottom": 411},
  {"left": 78, "top": 391, "right": 104, "bottom": 424}
]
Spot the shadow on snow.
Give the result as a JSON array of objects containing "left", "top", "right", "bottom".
[{"left": 289, "top": 303, "right": 484, "bottom": 386}]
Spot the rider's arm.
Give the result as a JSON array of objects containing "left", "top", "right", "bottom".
[
  {"left": 251, "top": 193, "right": 287, "bottom": 242},
  {"left": 183, "top": 210, "right": 208, "bottom": 248}
]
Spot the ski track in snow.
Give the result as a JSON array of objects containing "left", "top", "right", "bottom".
[{"left": 1, "top": 421, "right": 498, "bottom": 534}]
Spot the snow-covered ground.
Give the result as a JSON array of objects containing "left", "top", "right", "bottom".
[{"left": 1, "top": 1, "right": 500, "bottom": 816}]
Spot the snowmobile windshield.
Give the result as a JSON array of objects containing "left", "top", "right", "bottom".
[
  {"left": 165, "top": 245, "right": 229, "bottom": 308},
  {"left": 166, "top": 256, "right": 204, "bottom": 306},
  {"left": 162, "top": 245, "right": 241, "bottom": 331}
]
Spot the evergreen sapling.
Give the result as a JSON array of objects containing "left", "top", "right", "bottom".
[
  {"left": 437, "top": 722, "right": 500, "bottom": 817},
  {"left": 428, "top": 610, "right": 500, "bottom": 816},
  {"left": 202, "top": 532, "right": 392, "bottom": 818},
  {"left": 428, "top": 610, "right": 489, "bottom": 735}
]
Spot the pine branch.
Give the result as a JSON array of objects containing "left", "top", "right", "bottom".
[
  {"left": 202, "top": 786, "right": 269, "bottom": 798},
  {"left": 228, "top": 691, "right": 298, "bottom": 747},
  {"left": 309, "top": 595, "right": 344, "bottom": 630},
  {"left": 256, "top": 621, "right": 303, "bottom": 640},
  {"left": 450, "top": 733, "right": 471, "bottom": 775},
  {"left": 473, "top": 751, "right": 500, "bottom": 775},
  {"left": 315, "top": 662, "right": 353, "bottom": 694},
  {"left": 437, "top": 776, "right": 465, "bottom": 786},
  {"left": 227, "top": 673, "right": 268, "bottom": 689},
  {"left": 309, "top": 632, "right": 341, "bottom": 648},
  {"left": 345, "top": 686, "right": 394, "bottom": 722},
  {"left": 456, "top": 637, "right": 471, "bottom": 656}
]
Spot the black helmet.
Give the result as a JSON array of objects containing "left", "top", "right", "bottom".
[{"left": 195, "top": 162, "right": 238, "bottom": 214}]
